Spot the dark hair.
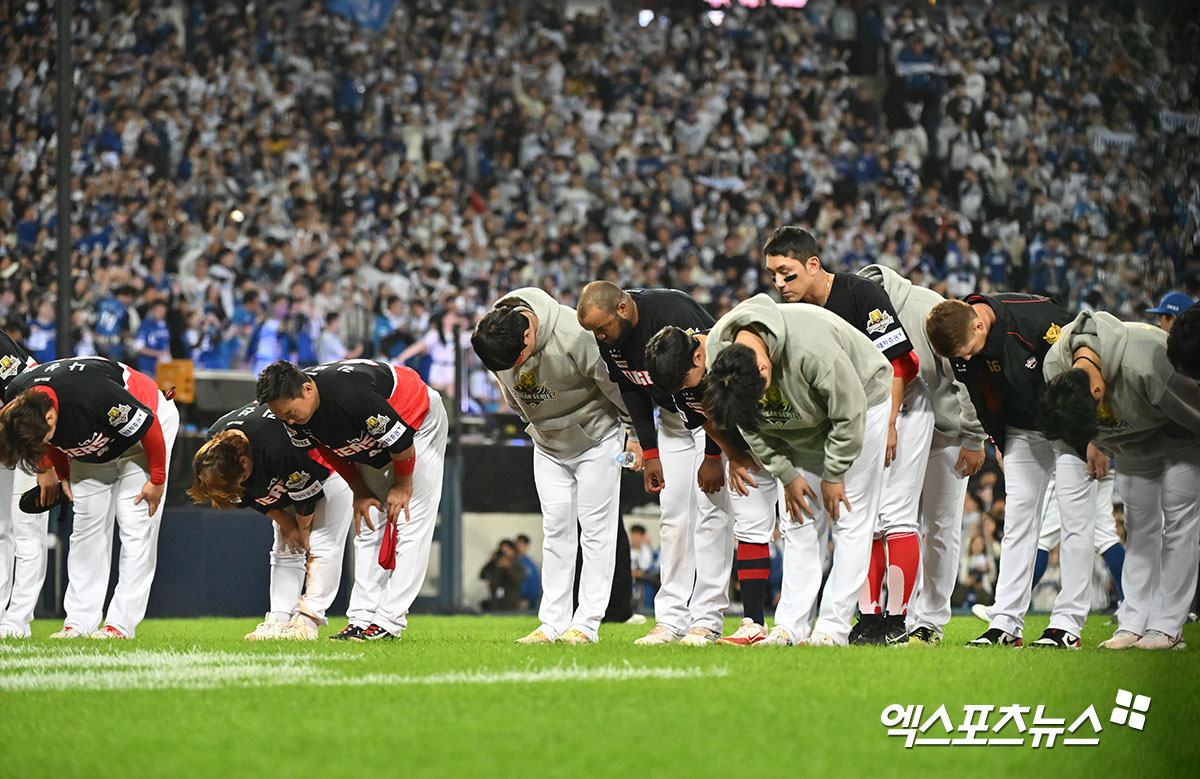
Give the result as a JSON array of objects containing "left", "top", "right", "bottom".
[
  {"left": 1167, "top": 306, "right": 1200, "bottom": 379},
  {"left": 629, "top": 524, "right": 647, "bottom": 535},
  {"left": 188, "top": 430, "right": 251, "bottom": 509},
  {"left": 1039, "top": 369, "right": 1099, "bottom": 454},
  {"left": 516, "top": 534, "right": 530, "bottom": 545},
  {"left": 0, "top": 391, "right": 54, "bottom": 474},
  {"left": 702, "top": 344, "right": 767, "bottom": 432},
  {"left": 644, "top": 326, "right": 699, "bottom": 395},
  {"left": 471, "top": 305, "right": 528, "bottom": 371},
  {"left": 255, "top": 361, "right": 310, "bottom": 403},
  {"left": 762, "top": 226, "right": 820, "bottom": 262}
]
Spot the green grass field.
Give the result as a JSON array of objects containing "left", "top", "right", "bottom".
[{"left": 1, "top": 615, "right": 1197, "bottom": 778}]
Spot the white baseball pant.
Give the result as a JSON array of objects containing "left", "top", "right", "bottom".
[
  {"left": 1115, "top": 447, "right": 1200, "bottom": 638},
  {"left": 268, "top": 474, "right": 355, "bottom": 624},
  {"left": 874, "top": 378, "right": 935, "bottom": 536},
  {"left": 905, "top": 433, "right": 972, "bottom": 637},
  {"left": 61, "top": 393, "right": 179, "bottom": 637},
  {"left": 532, "top": 424, "right": 621, "bottom": 641},
  {"left": 730, "top": 460, "right": 779, "bottom": 545},
  {"left": 987, "top": 427, "right": 1096, "bottom": 638},
  {"left": 1037, "top": 473, "right": 1120, "bottom": 553},
  {"left": 773, "top": 400, "right": 889, "bottom": 645},
  {"left": 345, "top": 386, "right": 447, "bottom": 634},
  {"left": 0, "top": 465, "right": 49, "bottom": 636}
]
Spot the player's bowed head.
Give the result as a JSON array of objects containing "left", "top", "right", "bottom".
[
  {"left": 1038, "top": 369, "right": 1100, "bottom": 457},
  {"left": 701, "top": 342, "right": 767, "bottom": 433},
  {"left": 644, "top": 325, "right": 703, "bottom": 396},
  {"left": 255, "top": 360, "right": 319, "bottom": 426},
  {"left": 0, "top": 389, "right": 57, "bottom": 475},
  {"left": 471, "top": 304, "right": 534, "bottom": 372},
  {"left": 189, "top": 430, "right": 253, "bottom": 510}
]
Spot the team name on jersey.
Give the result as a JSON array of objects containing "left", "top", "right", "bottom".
[
  {"left": 620, "top": 369, "right": 653, "bottom": 386},
  {"left": 255, "top": 479, "right": 289, "bottom": 507},
  {"left": 331, "top": 435, "right": 386, "bottom": 459},
  {"left": 60, "top": 432, "right": 114, "bottom": 458}
]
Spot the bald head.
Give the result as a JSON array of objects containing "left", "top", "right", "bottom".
[
  {"left": 578, "top": 281, "right": 636, "bottom": 346},
  {"left": 578, "top": 281, "right": 627, "bottom": 317}
]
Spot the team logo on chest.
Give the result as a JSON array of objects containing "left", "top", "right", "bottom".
[
  {"left": 759, "top": 384, "right": 802, "bottom": 423},
  {"left": 1044, "top": 324, "right": 1061, "bottom": 345},
  {"left": 866, "top": 309, "right": 895, "bottom": 334},
  {"left": 0, "top": 355, "right": 22, "bottom": 379},
  {"left": 285, "top": 471, "right": 311, "bottom": 491},
  {"left": 512, "top": 371, "right": 557, "bottom": 408},
  {"left": 365, "top": 414, "right": 391, "bottom": 437}
]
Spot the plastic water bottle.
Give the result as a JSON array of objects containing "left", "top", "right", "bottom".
[{"left": 615, "top": 451, "right": 638, "bottom": 469}]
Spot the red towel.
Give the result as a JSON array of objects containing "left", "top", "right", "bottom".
[{"left": 378, "top": 520, "right": 397, "bottom": 570}]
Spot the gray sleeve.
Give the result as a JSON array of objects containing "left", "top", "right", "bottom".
[
  {"left": 813, "top": 358, "right": 870, "bottom": 483},
  {"left": 739, "top": 427, "right": 801, "bottom": 486},
  {"left": 1156, "top": 373, "right": 1200, "bottom": 437}
]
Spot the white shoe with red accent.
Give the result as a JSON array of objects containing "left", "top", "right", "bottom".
[
  {"left": 717, "top": 618, "right": 769, "bottom": 646},
  {"left": 49, "top": 626, "right": 87, "bottom": 639},
  {"left": 88, "top": 625, "right": 128, "bottom": 640}
]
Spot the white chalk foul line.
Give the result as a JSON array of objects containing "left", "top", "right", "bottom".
[{"left": 0, "top": 650, "right": 727, "bottom": 692}]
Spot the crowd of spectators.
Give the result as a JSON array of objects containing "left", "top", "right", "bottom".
[{"left": 2, "top": 0, "right": 1199, "bottom": 414}]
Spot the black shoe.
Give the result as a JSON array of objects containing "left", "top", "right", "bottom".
[
  {"left": 329, "top": 624, "right": 366, "bottom": 642},
  {"left": 361, "top": 623, "right": 399, "bottom": 641},
  {"left": 884, "top": 614, "right": 910, "bottom": 645},
  {"left": 906, "top": 627, "right": 941, "bottom": 646},
  {"left": 966, "top": 628, "right": 1022, "bottom": 647},
  {"left": 1030, "top": 628, "right": 1081, "bottom": 650},
  {"left": 849, "top": 612, "right": 885, "bottom": 645}
]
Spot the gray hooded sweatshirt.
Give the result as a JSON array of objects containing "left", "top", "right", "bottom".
[
  {"left": 1043, "top": 311, "right": 1200, "bottom": 461},
  {"left": 491, "top": 287, "right": 628, "bottom": 459},
  {"left": 858, "top": 264, "right": 987, "bottom": 449},
  {"left": 706, "top": 294, "right": 892, "bottom": 484}
]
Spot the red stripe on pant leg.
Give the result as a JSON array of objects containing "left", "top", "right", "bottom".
[
  {"left": 885, "top": 532, "right": 920, "bottom": 615},
  {"left": 858, "top": 537, "right": 886, "bottom": 614}
]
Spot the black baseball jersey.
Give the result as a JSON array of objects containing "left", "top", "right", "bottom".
[
  {"left": 824, "top": 272, "right": 915, "bottom": 363},
  {"left": 284, "top": 359, "right": 429, "bottom": 470},
  {"left": 0, "top": 331, "right": 36, "bottom": 404},
  {"left": 950, "top": 293, "right": 1072, "bottom": 452},
  {"left": 667, "top": 331, "right": 746, "bottom": 456},
  {"left": 5, "top": 357, "right": 157, "bottom": 464},
  {"left": 210, "top": 403, "right": 330, "bottom": 516},
  {"left": 595, "top": 289, "right": 716, "bottom": 451}
]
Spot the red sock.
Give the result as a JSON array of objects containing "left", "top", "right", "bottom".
[
  {"left": 885, "top": 532, "right": 920, "bottom": 616},
  {"left": 857, "top": 537, "right": 887, "bottom": 614}
]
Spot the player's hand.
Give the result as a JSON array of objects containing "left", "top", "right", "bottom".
[
  {"left": 995, "top": 448, "right": 1004, "bottom": 472},
  {"left": 783, "top": 475, "right": 817, "bottom": 524},
  {"left": 352, "top": 493, "right": 381, "bottom": 535},
  {"left": 643, "top": 458, "right": 664, "bottom": 494},
  {"left": 884, "top": 424, "right": 899, "bottom": 467},
  {"left": 387, "top": 480, "right": 413, "bottom": 523},
  {"left": 134, "top": 480, "right": 165, "bottom": 516},
  {"left": 955, "top": 447, "right": 985, "bottom": 477},
  {"left": 624, "top": 438, "right": 644, "bottom": 471},
  {"left": 697, "top": 456, "right": 724, "bottom": 494},
  {"left": 1085, "top": 443, "right": 1109, "bottom": 480},
  {"left": 279, "top": 522, "right": 310, "bottom": 554},
  {"left": 37, "top": 468, "right": 69, "bottom": 506},
  {"left": 821, "top": 480, "right": 851, "bottom": 522},
  {"left": 728, "top": 456, "right": 760, "bottom": 497}
]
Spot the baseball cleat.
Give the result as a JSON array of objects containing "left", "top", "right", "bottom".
[
  {"left": 88, "top": 625, "right": 128, "bottom": 640},
  {"left": 905, "top": 627, "right": 941, "bottom": 646},
  {"left": 556, "top": 629, "right": 593, "bottom": 645},
  {"left": 884, "top": 614, "right": 910, "bottom": 646},
  {"left": 633, "top": 624, "right": 681, "bottom": 646},
  {"left": 361, "top": 623, "right": 400, "bottom": 641},
  {"left": 278, "top": 616, "right": 318, "bottom": 641},
  {"left": 716, "top": 618, "right": 768, "bottom": 646},
  {"left": 328, "top": 624, "right": 367, "bottom": 642},
  {"left": 515, "top": 629, "right": 553, "bottom": 644},
  {"left": 966, "top": 628, "right": 1022, "bottom": 647},
  {"left": 970, "top": 603, "right": 991, "bottom": 622},
  {"left": 849, "top": 612, "right": 885, "bottom": 645},
  {"left": 758, "top": 626, "right": 794, "bottom": 647},
  {"left": 802, "top": 631, "right": 839, "bottom": 647},
  {"left": 1029, "top": 628, "right": 1081, "bottom": 650},
  {"left": 679, "top": 626, "right": 721, "bottom": 646},
  {"left": 1099, "top": 630, "right": 1141, "bottom": 650},
  {"left": 245, "top": 613, "right": 286, "bottom": 641},
  {"left": 0, "top": 624, "right": 31, "bottom": 639},
  {"left": 49, "top": 626, "right": 87, "bottom": 639},
  {"left": 1134, "top": 630, "right": 1186, "bottom": 651},
  {"left": 625, "top": 614, "right": 649, "bottom": 625}
]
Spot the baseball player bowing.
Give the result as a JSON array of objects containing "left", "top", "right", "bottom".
[
  {"left": 472, "top": 287, "right": 630, "bottom": 645},
  {"left": 1041, "top": 311, "right": 1200, "bottom": 650},
  {"left": 857, "top": 263, "right": 988, "bottom": 646},
  {"left": 763, "top": 227, "right": 930, "bottom": 646},
  {"left": 190, "top": 402, "right": 355, "bottom": 640},
  {"left": 0, "top": 357, "right": 178, "bottom": 639},
  {"left": 926, "top": 294, "right": 1098, "bottom": 649},
  {"left": 255, "top": 359, "right": 446, "bottom": 642},
  {"left": 704, "top": 294, "right": 891, "bottom": 647},
  {"left": 577, "top": 282, "right": 728, "bottom": 647},
  {"left": 644, "top": 326, "right": 779, "bottom": 646},
  {"left": 0, "top": 331, "right": 48, "bottom": 639}
]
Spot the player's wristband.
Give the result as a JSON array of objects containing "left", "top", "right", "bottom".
[
  {"left": 641, "top": 448, "right": 659, "bottom": 460},
  {"left": 394, "top": 456, "right": 416, "bottom": 476},
  {"left": 704, "top": 453, "right": 722, "bottom": 460}
]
